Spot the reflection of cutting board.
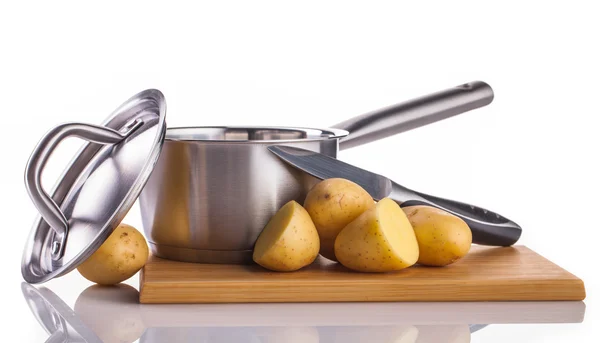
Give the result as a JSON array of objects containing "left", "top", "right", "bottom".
[{"left": 139, "top": 245, "right": 585, "bottom": 304}]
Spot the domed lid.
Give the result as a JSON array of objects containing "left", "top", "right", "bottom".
[{"left": 22, "top": 89, "right": 166, "bottom": 284}]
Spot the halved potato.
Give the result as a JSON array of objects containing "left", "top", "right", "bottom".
[
  {"left": 253, "top": 201, "right": 320, "bottom": 272},
  {"left": 334, "top": 198, "right": 419, "bottom": 272}
]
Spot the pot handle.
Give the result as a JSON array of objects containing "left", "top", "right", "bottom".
[
  {"left": 332, "top": 81, "right": 494, "bottom": 150},
  {"left": 24, "top": 120, "right": 142, "bottom": 259}
]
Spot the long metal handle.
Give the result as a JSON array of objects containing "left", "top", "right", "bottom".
[
  {"left": 24, "top": 120, "right": 142, "bottom": 258},
  {"left": 332, "top": 81, "right": 494, "bottom": 150},
  {"left": 389, "top": 182, "right": 522, "bottom": 246}
]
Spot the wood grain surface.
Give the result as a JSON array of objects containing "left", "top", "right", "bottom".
[{"left": 139, "top": 245, "right": 585, "bottom": 304}]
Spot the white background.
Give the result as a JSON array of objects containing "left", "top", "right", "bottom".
[{"left": 1, "top": 1, "right": 598, "bottom": 342}]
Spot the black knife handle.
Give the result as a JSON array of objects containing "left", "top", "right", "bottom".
[{"left": 390, "top": 182, "right": 522, "bottom": 246}]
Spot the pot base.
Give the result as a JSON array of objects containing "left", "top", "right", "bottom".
[{"left": 149, "top": 243, "right": 254, "bottom": 264}]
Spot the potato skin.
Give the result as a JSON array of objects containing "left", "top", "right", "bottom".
[
  {"left": 77, "top": 224, "right": 149, "bottom": 285},
  {"left": 334, "top": 198, "right": 418, "bottom": 272},
  {"left": 403, "top": 206, "right": 472, "bottom": 266},
  {"left": 303, "top": 178, "right": 374, "bottom": 261},
  {"left": 253, "top": 201, "right": 320, "bottom": 272}
]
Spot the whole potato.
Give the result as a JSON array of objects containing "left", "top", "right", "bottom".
[
  {"left": 253, "top": 200, "right": 320, "bottom": 272},
  {"left": 77, "top": 223, "right": 149, "bottom": 285},
  {"left": 304, "top": 178, "right": 374, "bottom": 261},
  {"left": 334, "top": 198, "right": 419, "bottom": 272},
  {"left": 403, "top": 206, "right": 472, "bottom": 266}
]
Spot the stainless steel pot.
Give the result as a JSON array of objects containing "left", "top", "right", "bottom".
[{"left": 139, "top": 81, "right": 494, "bottom": 263}]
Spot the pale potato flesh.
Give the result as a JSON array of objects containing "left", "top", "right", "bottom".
[
  {"left": 77, "top": 224, "right": 149, "bottom": 285},
  {"left": 303, "top": 178, "right": 374, "bottom": 261},
  {"left": 253, "top": 200, "right": 320, "bottom": 272},
  {"left": 403, "top": 205, "right": 472, "bottom": 266},
  {"left": 334, "top": 198, "right": 419, "bottom": 272}
]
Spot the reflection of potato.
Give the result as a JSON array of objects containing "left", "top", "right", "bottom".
[
  {"left": 320, "top": 325, "right": 418, "bottom": 343},
  {"left": 304, "top": 178, "right": 374, "bottom": 261},
  {"left": 415, "top": 325, "right": 470, "bottom": 343},
  {"left": 142, "top": 328, "right": 263, "bottom": 343},
  {"left": 77, "top": 224, "right": 149, "bottom": 285},
  {"left": 403, "top": 206, "right": 472, "bottom": 266},
  {"left": 253, "top": 201, "right": 320, "bottom": 271},
  {"left": 255, "top": 326, "right": 320, "bottom": 343},
  {"left": 335, "top": 198, "right": 419, "bottom": 272},
  {"left": 74, "top": 284, "right": 143, "bottom": 343}
]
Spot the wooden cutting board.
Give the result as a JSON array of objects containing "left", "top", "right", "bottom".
[{"left": 139, "top": 245, "right": 585, "bottom": 304}]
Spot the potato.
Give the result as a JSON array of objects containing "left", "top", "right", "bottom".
[
  {"left": 253, "top": 200, "right": 320, "bottom": 271},
  {"left": 403, "top": 206, "right": 472, "bottom": 266},
  {"left": 77, "top": 223, "right": 149, "bottom": 285},
  {"left": 304, "top": 178, "right": 374, "bottom": 261},
  {"left": 334, "top": 198, "right": 419, "bottom": 272}
]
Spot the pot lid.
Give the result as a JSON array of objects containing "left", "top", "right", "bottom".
[{"left": 22, "top": 89, "right": 166, "bottom": 284}]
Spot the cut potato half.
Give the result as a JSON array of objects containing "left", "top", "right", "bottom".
[
  {"left": 253, "top": 200, "right": 320, "bottom": 272},
  {"left": 334, "top": 198, "right": 419, "bottom": 272}
]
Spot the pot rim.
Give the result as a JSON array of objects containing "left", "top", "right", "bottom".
[{"left": 165, "top": 126, "right": 349, "bottom": 143}]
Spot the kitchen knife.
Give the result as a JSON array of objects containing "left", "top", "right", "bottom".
[{"left": 268, "top": 146, "right": 521, "bottom": 246}]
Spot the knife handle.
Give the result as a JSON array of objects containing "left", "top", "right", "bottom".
[
  {"left": 333, "top": 81, "right": 494, "bottom": 150},
  {"left": 389, "top": 182, "right": 522, "bottom": 246}
]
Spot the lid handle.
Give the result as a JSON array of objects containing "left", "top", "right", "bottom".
[{"left": 24, "top": 120, "right": 142, "bottom": 259}]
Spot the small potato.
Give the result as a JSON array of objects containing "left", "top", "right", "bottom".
[
  {"left": 253, "top": 200, "right": 320, "bottom": 272},
  {"left": 334, "top": 198, "right": 419, "bottom": 272},
  {"left": 304, "top": 178, "right": 374, "bottom": 261},
  {"left": 77, "top": 223, "right": 149, "bottom": 285},
  {"left": 403, "top": 206, "right": 472, "bottom": 266}
]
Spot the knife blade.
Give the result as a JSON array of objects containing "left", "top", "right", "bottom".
[{"left": 268, "top": 145, "right": 521, "bottom": 246}]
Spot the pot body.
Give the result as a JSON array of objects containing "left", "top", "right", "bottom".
[{"left": 139, "top": 127, "right": 341, "bottom": 263}]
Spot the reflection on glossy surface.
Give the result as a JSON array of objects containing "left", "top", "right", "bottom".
[
  {"left": 254, "top": 327, "right": 320, "bottom": 343},
  {"left": 21, "top": 283, "right": 102, "bottom": 343},
  {"left": 74, "top": 284, "right": 143, "bottom": 343},
  {"left": 415, "top": 325, "right": 470, "bottom": 343},
  {"left": 318, "top": 326, "right": 419, "bottom": 343},
  {"left": 22, "top": 283, "right": 586, "bottom": 343}
]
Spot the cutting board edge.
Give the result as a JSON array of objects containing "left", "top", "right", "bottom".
[
  {"left": 139, "top": 278, "right": 586, "bottom": 304},
  {"left": 139, "top": 245, "right": 586, "bottom": 304}
]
